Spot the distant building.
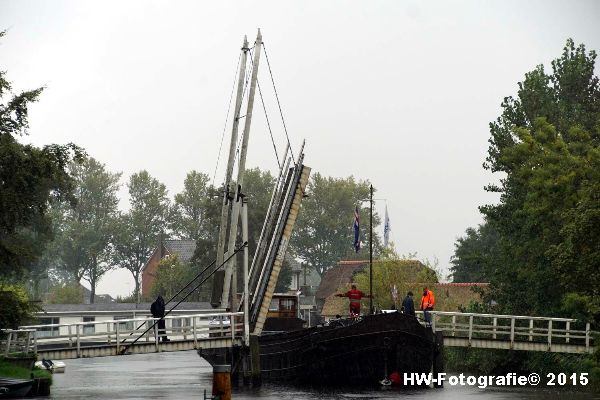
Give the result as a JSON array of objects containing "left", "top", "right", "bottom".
[
  {"left": 141, "top": 238, "right": 197, "bottom": 298},
  {"left": 315, "top": 260, "right": 368, "bottom": 316},
  {"left": 289, "top": 261, "right": 321, "bottom": 326},
  {"left": 81, "top": 285, "right": 116, "bottom": 304},
  {"left": 315, "top": 259, "right": 489, "bottom": 320},
  {"left": 32, "top": 302, "right": 211, "bottom": 338}
]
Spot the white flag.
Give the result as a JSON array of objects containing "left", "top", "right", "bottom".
[{"left": 384, "top": 205, "right": 391, "bottom": 248}]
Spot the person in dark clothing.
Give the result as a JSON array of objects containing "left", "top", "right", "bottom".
[
  {"left": 151, "top": 295, "right": 169, "bottom": 342},
  {"left": 401, "top": 291, "right": 415, "bottom": 317}
]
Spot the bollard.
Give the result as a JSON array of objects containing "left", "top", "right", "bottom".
[{"left": 212, "top": 365, "right": 231, "bottom": 400}]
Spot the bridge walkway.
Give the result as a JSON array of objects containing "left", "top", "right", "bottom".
[
  {"left": 2, "top": 312, "right": 243, "bottom": 360},
  {"left": 421, "top": 310, "right": 596, "bottom": 354}
]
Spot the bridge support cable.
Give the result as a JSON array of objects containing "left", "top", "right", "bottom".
[
  {"left": 263, "top": 43, "right": 295, "bottom": 164},
  {"left": 119, "top": 242, "right": 248, "bottom": 355}
]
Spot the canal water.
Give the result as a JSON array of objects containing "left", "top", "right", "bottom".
[{"left": 45, "top": 351, "right": 598, "bottom": 399}]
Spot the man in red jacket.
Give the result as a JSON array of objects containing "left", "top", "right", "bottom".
[{"left": 336, "top": 284, "right": 373, "bottom": 317}]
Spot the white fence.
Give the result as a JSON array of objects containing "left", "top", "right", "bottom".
[
  {"left": 2, "top": 312, "right": 244, "bottom": 357},
  {"left": 419, "top": 310, "right": 596, "bottom": 353}
]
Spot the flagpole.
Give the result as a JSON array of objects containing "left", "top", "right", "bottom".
[{"left": 369, "top": 184, "right": 373, "bottom": 315}]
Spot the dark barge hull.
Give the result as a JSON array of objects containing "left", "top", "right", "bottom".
[
  {"left": 258, "top": 312, "right": 436, "bottom": 385},
  {"left": 199, "top": 312, "right": 438, "bottom": 386}
]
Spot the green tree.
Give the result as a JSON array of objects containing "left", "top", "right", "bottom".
[
  {"left": 354, "top": 250, "right": 438, "bottom": 310},
  {"left": 0, "top": 281, "right": 38, "bottom": 330},
  {"left": 450, "top": 223, "right": 499, "bottom": 283},
  {"left": 290, "top": 173, "right": 380, "bottom": 276},
  {"left": 51, "top": 158, "right": 121, "bottom": 302},
  {"left": 472, "top": 39, "right": 600, "bottom": 318},
  {"left": 170, "top": 171, "right": 212, "bottom": 241},
  {"left": 47, "top": 282, "right": 84, "bottom": 304},
  {"left": 242, "top": 168, "right": 276, "bottom": 258},
  {"left": 151, "top": 255, "right": 188, "bottom": 301},
  {"left": 114, "top": 171, "right": 170, "bottom": 301},
  {"left": 0, "top": 31, "right": 84, "bottom": 278}
]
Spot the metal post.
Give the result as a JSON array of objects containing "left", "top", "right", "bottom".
[
  {"left": 529, "top": 319, "right": 534, "bottom": 341},
  {"left": 565, "top": 321, "right": 570, "bottom": 343},
  {"left": 548, "top": 320, "right": 553, "bottom": 350},
  {"left": 214, "top": 35, "right": 250, "bottom": 308},
  {"left": 242, "top": 200, "right": 250, "bottom": 346},
  {"left": 221, "top": 29, "right": 264, "bottom": 308},
  {"left": 493, "top": 317, "right": 497, "bottom": 339},
  {"left": 431, "top": 312, "right": 436, "bottom": 332},
  {"left": 369, "top": 184, "right": 373, "bottom": 315},
  {"left": 76, "top": 325, "right": 81, "bottom": 358}
]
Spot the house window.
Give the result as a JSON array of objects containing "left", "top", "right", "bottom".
[
  {"left": 280, "top": 299, "right": 295, "bottom": 311},
  {"left": 172, "top": 318, "right": 190, "bottom": 330},
  {"left": 114, "top": 316, "right": 134, "bottom": 331},
  {"left": 83, "top": 317, "right": 95, "bottom": 335},
  {"left": 269, "top": 299, "right": 278, "bottom": 311},
  {"left": 36, "top": 317, "right": 59, "bottom": 338}
]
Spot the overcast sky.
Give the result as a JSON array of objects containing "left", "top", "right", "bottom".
[{"left": 1, "top": 0, "right": 599, "bottom": 297}]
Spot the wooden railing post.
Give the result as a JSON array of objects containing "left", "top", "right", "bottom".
[
  {"left": 586, "top": 323, "right": 590, "bottom": 352},
  {"left": 468, "top": 315, "right": 473, "bottom": 345},
  {"left": 25, "top": 331, "right": 31, "bottom": 353},
  {"left": 193, "top": 317, "right": 198, "bottom": 348},
  {"left": 493, "top": 317, "right": 497, "bottom": 339},
  {"left": 154, "top": 323, "right": 160, "bottom": 352},
  {"left": 68, "top": 325, "right": 73, "bottom": 348},
  {"left": 230, "top": 314, "right": 235, "bottom": 342},
  {"left": 5, "top": 331, "right": 12, "bottom": 356},
  {"left": 452, "top": 315, "right": 456, "bottom": 337},
  {"left": 76, "top": 324, "right": 81, "bottom": 358},
  {"left": 529, "top": 319, "right": 533, "bottom": 341},
  {"left": 565, "top": 321, "right": 570, "bottom": 344},
  {"left": 548, "top": 320, "right": 553, "bottom": 350},
  {"left": 510, "top": 318, "right": 515, "bottom": 348},
  {"left": 115, "top": 323, "right": 120, "bottom": 354}
]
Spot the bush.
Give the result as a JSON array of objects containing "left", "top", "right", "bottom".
[{"left": 0, "top": 282, "right": 38, "bottom": 331}]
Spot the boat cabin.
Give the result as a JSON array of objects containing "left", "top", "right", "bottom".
[{"left": 267, "top": 293, "right": 299, "bottom": 319}]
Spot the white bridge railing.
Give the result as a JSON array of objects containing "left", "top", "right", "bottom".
[
  {"left": 2, "top": 312, "right": 244, "bottom": 357},
  {"left": 418, "top": 311, "right": 595, "bottom": 352}
]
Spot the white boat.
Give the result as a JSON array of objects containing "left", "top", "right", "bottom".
[{"left": 34, "top": 359, "right": 66, "bottom": 373}]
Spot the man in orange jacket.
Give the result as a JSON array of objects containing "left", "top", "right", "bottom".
[{"left": 420, "top": 287, "right": 435, "bottom": 326}]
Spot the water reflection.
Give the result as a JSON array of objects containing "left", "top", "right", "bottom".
[{"left": 47, "top": 351, "right": 597, "bottom": 399}]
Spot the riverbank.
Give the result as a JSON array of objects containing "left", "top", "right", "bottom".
[
  {"left": 0, "top": 357, "right": 51, "bottom": 381},
  {"left": 0, "top": 356, "right": 53, "bottom": 397},
  {"left": 445, "top": 347, "right": 600, "bottom": 393}
]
